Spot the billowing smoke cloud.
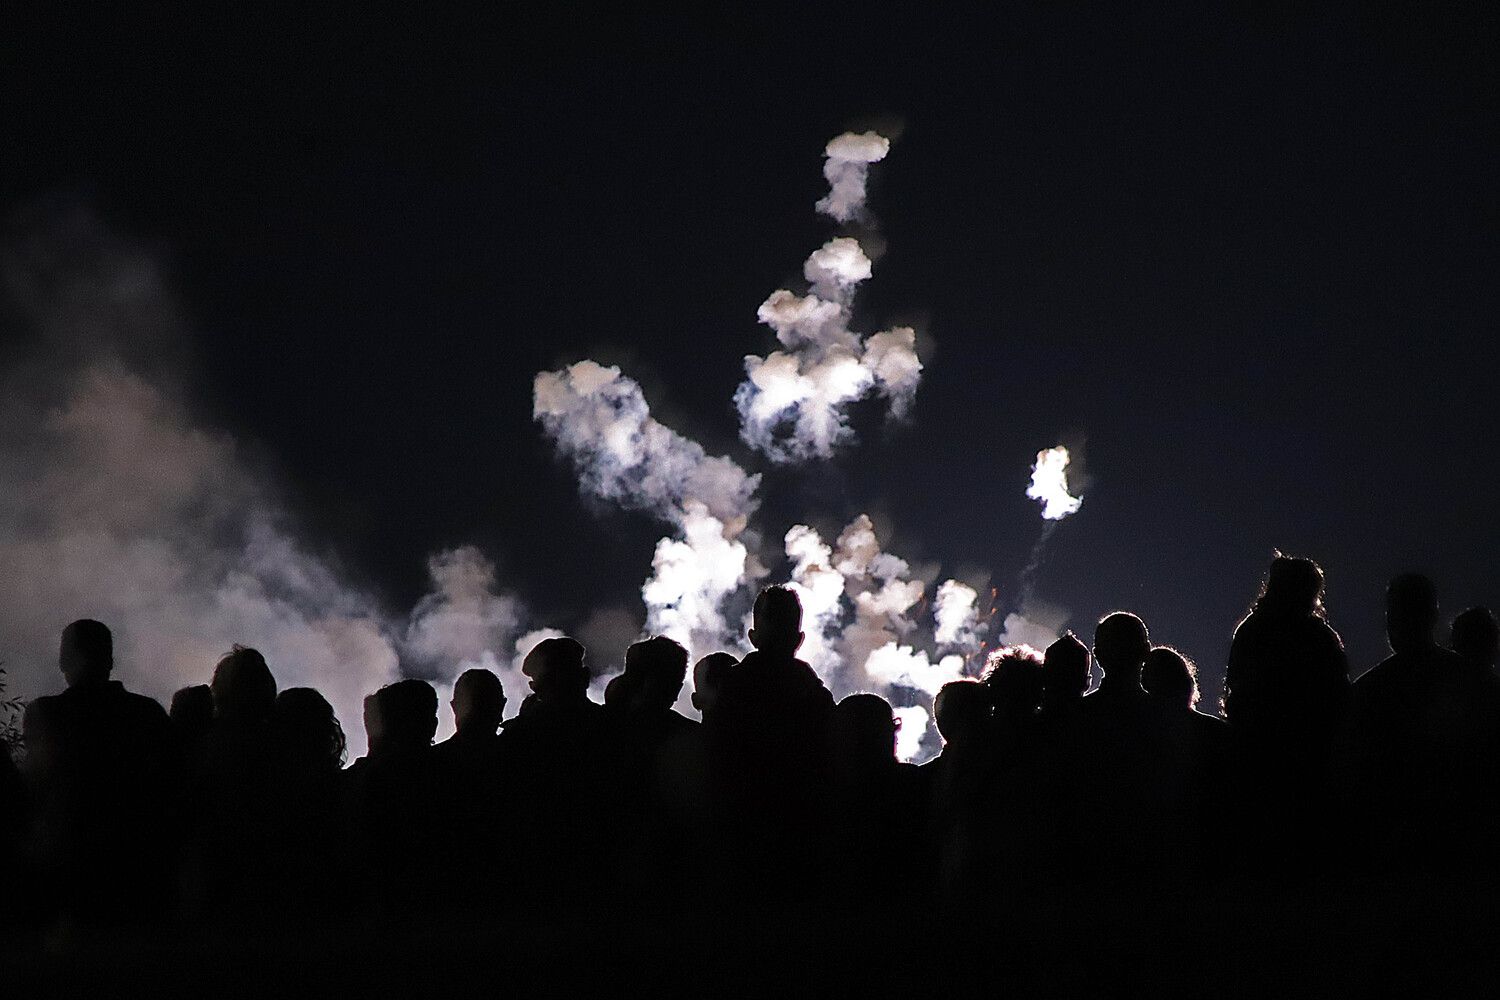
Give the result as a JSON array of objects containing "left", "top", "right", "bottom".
[
  {"left": 735, "top": 132, "right": 923, "bottom": 462},
  {"left": 933, "top": 579, "right": 980, "bottom": 652},
  {"left": 0, "top": 209, "right": 540, "bottom": 757},
  {"left": 534, "top": 361, "right": 764, "bottom": 662},
  {"left": 815, "top": 131, "right": 891, "bottom": 223},
  {"left": 641, "top": 502, "right": 753, "bottom": 657},
  {"left": 534, "top": 360, "right": 760, "bottom": 529},
  {"left": 1027, "top": 446, "right": 1083, "bottom": 520}
]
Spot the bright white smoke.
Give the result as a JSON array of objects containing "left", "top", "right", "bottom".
[
  {"left": 815, "top": 130, "right": 891, "bottom": 223},
  {"left": 1027, "top": 446, "right": 1083, "bottom": 520},
  {"left": 933, "top": 580, "right": 980, "bottom": 652},
  {"left": 533, "top": 361, "right": 763, "bottom": 664},
  {"left": 735, "top": 131, "right": 922, "bottom": 462}
]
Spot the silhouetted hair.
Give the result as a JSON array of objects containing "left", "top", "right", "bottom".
[
  {"left": 1255, "top": 554, "right": 1326, "bottom": 618},
  {"left": 170, "top": 684, "right": 214, "bottom": 728},
  {"left": 452, "top": 667, "right": 506, "bottom": 734},
  {"left": 375, "top": 679, "right": 438, "bottom": 751},
  {"left": 522, "top": 636, "right": 589, "bottom": 699},
  {"left": 275, "top": 687, "right": 346, "bottom": 769},
  {"left": 211, "top": 645, "right": 277, "bottom": 724},
  {"left": 934, "top": 679, "right": 990, "bottom": 743},
  {"left": 982, "top": 645, "right": 1044, "bottom": 713},
  {"left": 1142, "top": 646, "right": 1199, "bottom": 709},
  {"left": 833, "top": 692, "right": 898, "bottom": 761},
  {"left": 692, "top": 651, "right": 737, "bottom": 715},
  {"left": 1451, "top": 607, "right": 1499, "bottom": 668},
  {"left": 1043, "top": 632, "right": 1090, "bottom": 700},
  {"left": 624, "top": 635, "right": 690, "bottom": 712},
  {"left": 1094, "top": 612, "right": 1150, "bottom": 676},
  {"left": 751, "top": 585, "right": 803, "bottom": 654},
  {"left": 60, "top": 618, "right": 113, "bottom": 683}
]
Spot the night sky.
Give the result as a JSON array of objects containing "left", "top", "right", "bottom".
[{"left": 7, "top": 7, "right": 1497, "bottom": 698}]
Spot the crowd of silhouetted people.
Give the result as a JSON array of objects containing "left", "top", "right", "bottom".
[{"left": 5, "top": 557, "right": 1500, "bottom": 989}]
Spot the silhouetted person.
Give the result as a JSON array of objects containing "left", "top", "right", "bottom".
[
  {"left": 1142, "top": 646, "right": 1200, "bottom": 708},
  {"left": 709, "top": 587, "right": 834, "bottom": 902},
  {"left": 826, "top": 693, "right": 926, "bottom": 905},
  {"left": 1351, "top": 574, "right": 1500, "bottom": 873},
  {"left": 1451, "top": 606, "right": 1499, "bottom": 672},
  {"left": 1050, "top": 613, "right": 1197, "bottom": 899},
  {"left": 657, "top": 652, "right": 739, "bottom": 894},
  {"left": 1041, "top": 632, "right": 1090, "bottom": 717},
  {"left": 430, "top": 667, "right": 508, "bottom": 906},
  {"left": 168, "top": 683, "right": 214, "bottom": 776},
  {"left": 982, "top": 645, "right": 1044, "bottom": 762},
  {"left": 270, "top": 687, "right": 346, "bottom": 912},
  {"left": 500, "top": 638, "right": 617, "bottom": 907},
  {"left": 691, "top": 651, "right": 737, "bottom": 721},
  {"left": 614, "top": 636, "right": 695, "bottom": 738},
  {"left": 344, "top": 678, "right": 443, "bottom": 914},
  {"left": 713, "top": 586, "right": 834, "bottom": 755},
  {"left": 1220, "top": 556, "right": 1350, "bottom": 877},
  {"left": 926, "top": 678, "right": 993, "bottom": 898},
  {"left": 187, "top": 646, "right": 283, "bottom": 917},
  {"left": 22, "top": 619, "right": 171, "bottom": 925},
  {"left": 1224, "top": 555, "right": 1349, "bottom": 746}
]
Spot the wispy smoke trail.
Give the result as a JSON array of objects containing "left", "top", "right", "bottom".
[{"left": 735, "top": 132, "right": 922, "bottom": 462}]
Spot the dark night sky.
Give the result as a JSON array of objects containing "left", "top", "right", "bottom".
[{"left": 6, "top": 7, "right": 1497, "bottom": 693}]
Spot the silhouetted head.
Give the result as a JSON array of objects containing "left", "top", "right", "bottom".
[
  {"left": 1042, "top": 632, "right": 1090, "bottom": 704},
  {"left": 1386, "top": 573, "right": 1439, "bottom": 654},
  {"left": 1452, "top": 607, "right": 1499, "bottom": 669},
  {"left": 832, "top": 693, "right": 899, "bottom": 766},
  {"left": 623, "top": 635, "right": 690, "bottom": 714},
  {"left": 1094, "top": 612, "right": 1150, "bottom": 686},
  {"left": 59, "top": 619, "right": 112, "bottom": 687},
  {"left": 169, "top": 684, "right": 214, "bottom": 731},
  {"left": 275, "top": 687, "right": 346, "bottom": 771},
  {"left": 374, "top": 679, "right": 438, "bottom": 753},
  {"left": 521, "top": 636, "right": 589, "bottom": 703},
  {"left": 452, "top": 667, "right": 506, "bottom": 736},
  {"left": 749, "top": 585, "right": 804, "bottom": 657},
  {"left": 1256, "top": 554, "right": 1326, "bottom": 617},
  {"left": 982, "top": 646, "right": 1044, "bottom": 718},
  {"left": 691, "top": 652, "right": 737, "bottom": 716},
  {"left": 210, "top": 645, "right": 277, "bottom": 724},
  {"left": 934, "top": 679, "right": 990, "bottom": 746},
  {"left": 1142, "top": 646, "right": 1199, "bottom": 710}
]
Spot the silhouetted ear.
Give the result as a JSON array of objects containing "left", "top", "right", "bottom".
[
  {"left": 691, "top": 693, "right": 703, "bottom": 711},
  {"left": 748, "top": 627, "right": 760, "bottom": 649},
  {"left": 795, "top": 630, "right": 806, "bottom": 652}
]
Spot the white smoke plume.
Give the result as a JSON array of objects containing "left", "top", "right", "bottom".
[
  {"left": 735, "top": 132, "right": 923, "bottom": 462},
  {"left": 933, "top": 579, "right": 980, "bottom": 652},
  {"left": 815, "top": 130, "right": 891, "bottom": 223},
  {"left": 892, "top": 705, "right": 931, "bottom": 764},
  {"left": 783, "top": 524, "right": 848, "bottom": 675},
  {"left": 404, "top": 546, "right": 532, "bottom": 740},
  {"left": 534, "top": 362, "right": 763, "bottom": 662},
  {"left": 641, "top": 502, "right": 752, "bottom": 658},
  {"left": 534, "top": 360, "right": 760, "bottom": 529},
  {"left": 995, "top": 599, "right": 1071, "bottom": 654},
  {"left": 1027, "top": 445, "right": 1083, "bottom": 520}
]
